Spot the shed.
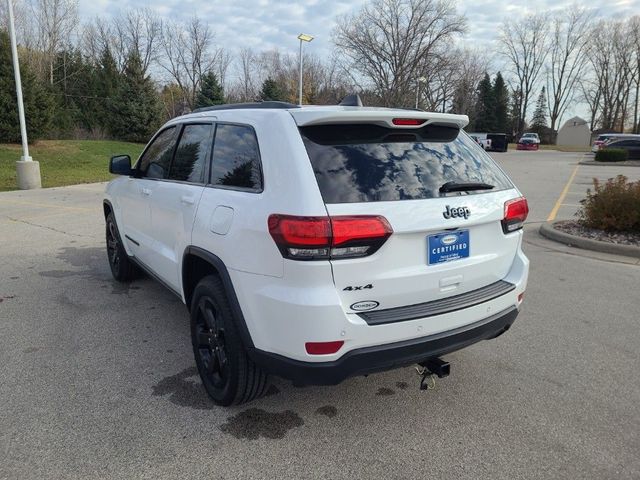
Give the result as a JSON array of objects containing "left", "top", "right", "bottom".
[{"left": 556, "top": 116, "right": 591, "bottom": 147}]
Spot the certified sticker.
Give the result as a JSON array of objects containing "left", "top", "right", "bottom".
[{"left": 350, "top": 301, "right": 379, "bottom": 311}]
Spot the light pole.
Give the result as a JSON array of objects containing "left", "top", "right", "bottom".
[
  {"left": 415, "top": 76, "right": 427, "bottom": 110},
  {"left": 7, "top": 0, "right": 41, "bottom": 189},
  {"left": 297, "top": 33, "right": 314, "bottom": 105}
]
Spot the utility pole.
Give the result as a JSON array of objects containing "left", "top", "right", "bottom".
[{"left": 7, "top": 0, "right": 41, "bottom": 189}]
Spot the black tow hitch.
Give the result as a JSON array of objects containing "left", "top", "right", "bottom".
[{"left": 416, "top": 357, "right": 450, "bottom": 390}]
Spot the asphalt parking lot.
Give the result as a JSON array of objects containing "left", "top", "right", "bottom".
[{"left": 1, "top": 150, "right": 639, "bottom": 479}]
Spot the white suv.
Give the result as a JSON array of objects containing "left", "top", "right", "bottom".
[{"left": 104, "top": 100, "right": 529, "bottom": 406}]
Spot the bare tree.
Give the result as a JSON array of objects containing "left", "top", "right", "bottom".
[
  {"left": 630, "top": 16, "right": 640, "bottom": 134},
  {"left": 448, "top": 48, "right": 490, "bottom": 118},
  {"left": 499, "top": 13, "right": 549, "bottom": 136},
  {"left": 333, "top": 0, "right": 466, "bottom": 107},
  {"left": 233, "top": 47, "right": 258, "bottom": 101},
  {"left": 81, "top": 9, "right": 160, "bottom": 76},
  {"left": 113, "top": 8, "right": 161, "bottom": 75},
  {"left": 0, "top": 0, "right": 37, "bottom": 46},
  {"left": 80, "top": 19, "right": 112, "bottom": 65},
  {"left": 545, "top": 6, "right": 592, "bottom": 139},
  {"left": 419, "top": 54, "right": 462, "bottom": 112},
  {"left": 29, "top": 0, "right": 79, "bottom": 84},
  {"left": 580, "top": 75, "right": 602, "bottom": 131},
  {"left": 585, "top": 19, "right": 636, "bottom": 131},
  {"left": 214, "top": 48, "right": 232, "bottom": 90},
  {"left": 159, "top": 16, "right": 217, "bottom": 109}
]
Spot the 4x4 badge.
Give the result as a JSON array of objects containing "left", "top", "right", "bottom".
[{"left": 443, "top": 205, "right": 470, "bottom": 219}]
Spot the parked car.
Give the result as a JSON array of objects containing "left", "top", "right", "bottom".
[
  {"left": 470, "top": 134, "right": 492, "bottom": 150},
  {"left": 592, "top": 133, "right": 640, "bottom": 153},
  {"left": 601, "top": 138, "right": 640, "bottom": 159},
  {"left": 591, "top": 134, "right": 618, "bottom": 153},
  {"left": 516, "top": 138, "right": 539, "bottom": 151},
  {"left": 519, "top": 133, "right": 540, "bottom": 144},
  {"left": 104, "top": 99, "right": 529, "bottom": 405}
]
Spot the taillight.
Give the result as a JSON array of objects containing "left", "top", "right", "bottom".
[
  {"left": 268, "top": 214, "right": 392, "bottom": 260},
  {"left": 502, "top": 197, "right": 529, "bottom": 233}
]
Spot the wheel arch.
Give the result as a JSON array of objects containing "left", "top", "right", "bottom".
[
  {"left": 182, "top": 247, "right": 254, "bottom": 349},
  {"left": 103, "top": 199, "right": 114, "bottom": 219}
]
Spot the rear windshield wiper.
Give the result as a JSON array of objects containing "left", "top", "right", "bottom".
[{"left": 439, "top": 181, "right": 495, "bottom": 193}]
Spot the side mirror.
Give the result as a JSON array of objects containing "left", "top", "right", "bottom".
[{"left": 109, "top": 155, "right": 132, "bottom": 175}]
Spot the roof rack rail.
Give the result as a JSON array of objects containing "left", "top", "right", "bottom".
[
  {"left": 339, "top": 94, "right": 363, "bottom": 107},
  {"left": 192, "top": 101, "right": 300, "bottom": 113}
]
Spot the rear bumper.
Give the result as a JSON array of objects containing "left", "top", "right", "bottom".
[
  {"left": 249, "top": 306, "right": 519, "bottom": 385},
  {"left": 517, "top": 143, "right": 539, "bottom": 150}
]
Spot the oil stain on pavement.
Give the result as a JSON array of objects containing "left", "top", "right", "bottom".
[
  {"left": 153, "top": 368, "right": 304, "bottom": 439},
  {"left": 314, "top": 405, "right": 337, "bottom": 418},
  {"left": 376, "top": 387, "right": 396, "bottom": 396},
  {"left": 151, "top": 367, "right": 214, "bottom": 410},
  {"left": 220, "top": 408, "right": 304, "bottom": 440}
]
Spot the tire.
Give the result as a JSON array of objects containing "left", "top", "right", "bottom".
[
  {"left": 190, "top": 275, "right": 269, "bottom": 406},
  {"left": 105, "top": 212, "right": 137, "bottom": 282}
]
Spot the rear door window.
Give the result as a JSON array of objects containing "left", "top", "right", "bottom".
[{"left": 300, "top": 124, "right": 512, "bottom": 203}]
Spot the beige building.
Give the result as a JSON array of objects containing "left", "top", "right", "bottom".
[{"left": 556, "top": 116, "right": 591, "bottom": 147}]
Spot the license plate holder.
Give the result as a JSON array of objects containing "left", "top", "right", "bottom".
[{"left": 428, "top": 230, "right": 470, "bottom": 265}]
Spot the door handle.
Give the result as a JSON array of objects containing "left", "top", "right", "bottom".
[
  {"left": 141, "top": 187, "right": 152, "bottom": 196},
  {"left": 180, "top": 196, "right": 195, "bottom": 205}
]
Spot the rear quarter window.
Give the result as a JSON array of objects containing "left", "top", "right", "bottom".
[
  {"left": 210, "top": 124, "right": 262, "bottom": 191},
  {"left": 300, "top": 124, "right": 513, "bottom": 203}
]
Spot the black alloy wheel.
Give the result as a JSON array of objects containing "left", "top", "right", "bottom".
[
  {"left": 105, "top": 212, "right": 136, "bottom": 282},
  {"left": 190, "top": 275, "right": 269, "bottom": 406},
  {"left": 194, "top": 296, "right": 229, "bottom": 390}
]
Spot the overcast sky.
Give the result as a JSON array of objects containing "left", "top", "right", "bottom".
[{"left": 79, "top": 0, "right": 640, "bottom": 60}]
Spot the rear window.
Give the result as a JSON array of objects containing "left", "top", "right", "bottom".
[{"left": 300, "top": 124, "right": 513, "bottom": 203}]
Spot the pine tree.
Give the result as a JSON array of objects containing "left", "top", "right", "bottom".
[
  {"left": 195, "top": 71, "right": 224, "bottom": 108},
  {"left": 259, "top": 78, "right": 286, "bottom": 102},
  {"left": 531, "top": 87, "right": 548, "bottom": 133},
  {"left": 49, "top": 48, "right": 102, "bottom": 136},
  {"left": 93, "top": 46, "right": 123, "bottom": 135},
  {"left": 492, "top": 72, "right": 509, "bottom": 134},
  {"left": 473, "top": 73, "right": 495, "bottom": 132},
  {"left": 108, "top": 52, "right": 161, "bottom": 143},
  {"left": 0, "top": 30, "right": 54, "bottom": 143}
]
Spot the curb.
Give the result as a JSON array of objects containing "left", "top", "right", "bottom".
[
  {"left": 539, "top": 222, "right": 640, "bottom": 259},
  {"left": 578, "top": 161, "right": 640, "bottom": 168}
]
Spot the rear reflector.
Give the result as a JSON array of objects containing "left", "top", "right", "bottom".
[
  {"left": 392, "top": 118, "right": 426, "bottom": 126},
  {"left": 305, "top": 341, "right": 344, "bottom": 355},
  {"left": 268, "top": 214, "right": 392, "bottom": 260},
  {"left": 518, "top": 292, "right": 525, "bottom": 302},
  {"left": 502, "top": 197, "right": 529, "bottom": 234}
]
